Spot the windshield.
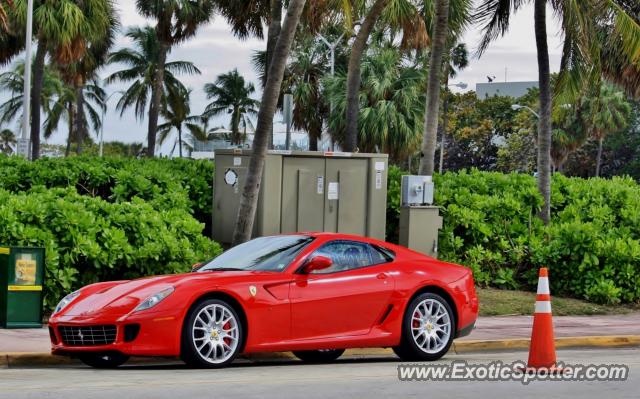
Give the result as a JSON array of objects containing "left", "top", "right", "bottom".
[{"left": 199, "top": 235, "right": 314, "bottom": 272}]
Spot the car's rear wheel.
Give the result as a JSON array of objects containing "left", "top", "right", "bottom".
[
  {"left": 181, "top": 299, "right": 243, "bottom": 368},
  {"left": 293, "top": 349, "right": 345, "bottom": 363},
  {"left": 78, "top": 352, "right": 129, "bottom": 368},
  {"left": 393, "top": 292, "right": 455, "bottom": 361}
]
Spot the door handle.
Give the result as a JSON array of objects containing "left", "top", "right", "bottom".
[{"left": 376, "top": 273, "right": 388, "bottom": 280}]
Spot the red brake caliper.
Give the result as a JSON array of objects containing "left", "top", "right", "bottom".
[
  {"left": 412, "top": 312, "right": 420, "bottom": 329},
  {"left": 223, "top": 322, "right": 231, "bottom": 345}
]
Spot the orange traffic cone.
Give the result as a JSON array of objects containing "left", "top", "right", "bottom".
[{"left": 526, "top": 267, "right": 561, "bottom": 371}]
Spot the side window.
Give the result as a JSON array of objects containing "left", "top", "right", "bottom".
[
  {"left": 369, "top": 245, "right": 393, "bottom": 264},
  {"left": 310, "top": 241, "right": 390, "bottom": 274}
]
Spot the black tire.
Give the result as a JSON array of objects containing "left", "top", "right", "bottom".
[
  {"left": 293, "top": 349, "right": 345, "bottom": 363},
  {"left": 393, "top": 292, "right": 455, "bottom": 361},
  {"left": 78, "top": 352, "right": 129, "bottom": 369},
  {"left": 181, "top": 299, "right": 244, "bottom": 368}
]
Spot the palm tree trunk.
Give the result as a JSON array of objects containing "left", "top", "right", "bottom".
[
  {"left": 178, "top": 125, "right": 183, "bottom": 158},
  {"left": 534, "top": 0, "right": 552, "bottom": 224},
  {"left": 232, "top": 0, "right": 306, "bottom": 245},
  {"left": 266, "top": 0, "right": 282, "bottom": 150},
  {"left": 74, "top": 84, "right": 86, "bottom": 155},
  {"left": 419, "top": 0, "right": 450, "bottom": 175},
  {"left": 232, "top": 107, "right": 241, "bottom": 145},
  {"left": 439, "top": 74, "right": 451, "bottom": 174},
  {"left": 30, "top": 42, "right": 47, "bottom": 160},
  {"left": 65, "top": 102, "right": 74, "bottom": 157},
  {"left": 344, "top": 0, "right": 388, "bottom": 152},
  {"left": 309, "top": 125, "right": 320, "bottom": 151},
  {"left": 147, "top": 40, "right": 169, "bottom": 157},
  {"left": 595, "top": 136, "right": 604, "bottom": 177}
]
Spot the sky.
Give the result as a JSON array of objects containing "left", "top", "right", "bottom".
[{"left": 1, "top": 1, "right": 564, "bottom": 154}]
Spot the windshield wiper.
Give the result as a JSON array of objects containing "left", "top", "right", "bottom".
[{"left": 203, "top": 267, "right": 245, "bottom": 272}]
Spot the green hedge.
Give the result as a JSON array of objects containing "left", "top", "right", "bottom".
[
  {"left": 0, "top": 156, "right": 214, "bottom": 235},
  {"left": 387, "top": 166, "right": 640, "bottom": 304},
  {"left": 0, "top": 156, "right": 220, "bottom": 311},
  {"left": 3, "top": 156, "right": 638, "bottom": 306},
  {"left": 0, "top": 187, "right": 221, "bottom": 311}
]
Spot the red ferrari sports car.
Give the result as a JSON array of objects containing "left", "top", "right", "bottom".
[{"left": 48, "top": 233, "right": 478, "bottom": 368}]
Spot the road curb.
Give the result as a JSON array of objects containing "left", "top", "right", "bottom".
[
  {"left": 452, "top": 335, "right": 640, "bottom": 353},
  {"left": 3, "top": 335, "right": 639, "bottom": 367}
]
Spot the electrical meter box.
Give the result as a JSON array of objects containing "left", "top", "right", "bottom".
[
  {"left": 399, "top": 175, "right": 441, "bottom": 258},
  {"left": 401, "top": 175, "right": 434, "bottom": 206},
  {"left": 0, "top": 246, "right": 45, "bottom": 328},
  {"left": 213, "top": 150, "right": 388, "bottom": 245}
]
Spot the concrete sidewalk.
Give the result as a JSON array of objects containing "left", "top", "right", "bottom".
[{"left": 2, "top": 313, "right": 639, "bottom": 354}]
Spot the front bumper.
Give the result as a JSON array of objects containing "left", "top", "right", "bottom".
[{"left": 48, "top": 309, "right": 183, "bottom": 357}]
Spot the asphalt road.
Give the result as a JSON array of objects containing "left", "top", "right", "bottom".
[{"left": 1, "top": 348, "right": 638, "bottom": 399}]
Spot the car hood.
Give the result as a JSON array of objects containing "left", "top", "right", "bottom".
[{"left": 60, "top": 271, "right": 261, "bottom": 316}]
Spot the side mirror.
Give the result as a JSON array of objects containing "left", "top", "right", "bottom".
[
  {"left": 191, "top": 262, "right": 204, "bottom": 272},
  {"left": 302, "top": 256, "right": 333, "bottom": 274}
]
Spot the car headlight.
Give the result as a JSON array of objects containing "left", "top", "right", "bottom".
[
  {"left": 134, "top": 287, "right": 174, "bottom": 312},
  {"left": 54, "top": 291, "right": 81, "bottom": 314}
]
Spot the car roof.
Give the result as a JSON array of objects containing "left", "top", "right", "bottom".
[{"left": 296, "top": 232, "right": 388, "bottom": 245}]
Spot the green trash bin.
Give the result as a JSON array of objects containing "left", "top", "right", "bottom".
[{"left": 0, "top": 246, "right": 45, "bottom": 328}]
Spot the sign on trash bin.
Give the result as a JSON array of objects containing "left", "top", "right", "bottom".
[{"left": 0, "top": 246, "right": 45, "bottom": 328}]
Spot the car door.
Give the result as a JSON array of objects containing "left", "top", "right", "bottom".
[{"left": 289, "top": 240, "right": 395, "bottom": 340}]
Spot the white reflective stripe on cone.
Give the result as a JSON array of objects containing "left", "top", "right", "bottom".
[
  {"left": 536, "top": 277, "right": 550, "bottom": 295},
  {"left": 535, "top": 301, "right": 552, "bottom": 313}
]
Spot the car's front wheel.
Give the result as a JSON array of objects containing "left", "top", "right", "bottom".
[
  {"left": 393, "top": 292, "right": 455, "bottom": 361},
  {"left": 78, "top": 352, "right": 129, "bottom": 368},
  {"left": 181, "top": 299, "right": 244, "bottom": 368},
  {"left": 293, "top": 349, "right": 345, "bottom": 363}
]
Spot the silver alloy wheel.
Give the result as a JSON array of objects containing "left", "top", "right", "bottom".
[
  {"left": 410, "top": 298, "right": 451, "bottom": 354},
  {"left": 192, "top": 303, "right": 239, "bottom": 364}
]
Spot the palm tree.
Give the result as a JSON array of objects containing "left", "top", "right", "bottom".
[
  {"left": 134, "top": 0, "right": 216, "bottom": 157},
  {"left": 344, "top": 0, "right": 390, "bottom": 151},
  {"left": 0, "top": 0, "right": 11, "bottom": 32},
  {"left": 214, "top": 0, "right": 269, "bottom": 40},
  {"left": 0, "top": 60, "right": 63, "bottom": 131},
  {"left": 0, "top": 128, "right": 16, "bottom": 154},
  {"left": 57, "top": 4, "right": 118, "bottom": 155},
  {"left": 325, "top": 45, "right": 427, "bottom": 161},
  {"left": 344, "top": 0, "right": 436, "bottom": 151},
  {"left": 418, "top": 0, "right": 451, "bottom": 175},
  {"left": 232, "top": 0, "right": 307, "bottom": 245},
  {"left": 9, "top": 0, "right": 115, "bottom": 160},
  {"left": 157, "top": 86, "right": 193, "bottom": 158},
  {"left": 583, "top": 84, "right": 632, "bottom": 176},
  {"left": 0, "top": 0, "right": 21, "bottom": 66},
  {"left": 284, "top": 34, "right": 330, "bottom": 151},
  {"left": 44, "top": 78, "right": 106, "bottom": 156},
  {"left": 203, "top": 69, "right": 259, "bottom": 146},
  {"left": 475, "top": 0, "right": 640, "bottom": 223},
  {"left": 182, "top": 115, "right": 211, "bottom": 154},
  {"left": 550, "top": 103, "right": 587, "bottom": 173},
  {"left": 106, "top": 25, "right": 200, "bottom": 153}
]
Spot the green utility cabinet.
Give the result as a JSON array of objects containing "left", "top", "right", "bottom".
[
  {"left": 0, "top": 246, "right": 45, "bottom": 328},
  {"left": 213, "top": 150, "right": 389, "bottom": 245}
]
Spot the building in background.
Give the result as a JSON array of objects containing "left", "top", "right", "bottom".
[{"left": 476, "top": 81, "right": 539, "bottom": 99}]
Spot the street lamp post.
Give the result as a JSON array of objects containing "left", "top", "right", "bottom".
[
  {"left": 283, "top": 93, "right": 293, "bottom": 150},
  {"left": 19, "top": 0, "right": 34, "bottom": 160},
  {"left": 318, "top": 32, "right": 345, "bottom": 151},
  {"left": 511, "top": 104, "right": 540, "bottom": 119}
]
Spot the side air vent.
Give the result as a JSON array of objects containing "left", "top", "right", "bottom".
[{"left": 377, "top": 305, "right": 394, "bottom": 325}]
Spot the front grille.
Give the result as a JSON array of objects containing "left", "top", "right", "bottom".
[{"left": 58, "top": 325, "right": 117, "bottom": 346}]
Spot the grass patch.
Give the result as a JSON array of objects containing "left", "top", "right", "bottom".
[{"left": 477, "top": 288, "right": 640, "bottom": 317}]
